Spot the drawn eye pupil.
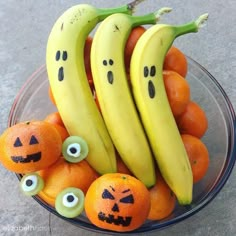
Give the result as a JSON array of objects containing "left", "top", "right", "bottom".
[
  {"left": 56, "top": 51, "right": 61, "bottom": 61},
  {"left": 109, "top": 59, "right": 114, "bottom": 65},
  {"left": 67, "top": 195, "right": 75, "bottom": 203},
  {"left": 144, "top": 66, "right": 149, "bottom": 77},
  {"left": 62, "top": 51, "right": 68, "bottom": 61},
  {"left": 150, "top": 66, "right": 156, "bottom": 76},
  {"left": 26, "top": 179, "right": 33, "bottom": 187}
]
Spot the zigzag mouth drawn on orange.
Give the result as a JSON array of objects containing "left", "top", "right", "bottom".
[
  {"left": 11, "top": 152, "right": 41, "bottom": 163},
  {"left": 98, "top": 212, "right": 132, "bottom": 226}
]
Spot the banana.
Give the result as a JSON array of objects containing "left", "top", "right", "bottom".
[
  {"left": 46, "top": 1, "right": 141, "bottom": 175},
  {"left": 130, "top": 14, "right": 208, "bottom": 204},
  {"left": 90, "top": 8, "right": 171, "bottom": 187}
]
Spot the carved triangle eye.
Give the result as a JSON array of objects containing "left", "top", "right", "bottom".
[
  {"left": 29, "top": 135, "right": 39, "bottom": 145},
  {"left": 14, "top": 137, "right": 22, "bottom": 147}
]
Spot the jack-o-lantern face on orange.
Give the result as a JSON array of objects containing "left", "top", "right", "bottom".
[
  {"left": 85, "top": 173, "right": 151, "bottom": 232},
  {"left": 11, "top": 135, "right": 41, "bottom": 164},
  {"left": 98, "top": 186, "right": 134, "bottom": 227},
  {"left": 0, "top": 121, "right": 62, "bottom": 174}
]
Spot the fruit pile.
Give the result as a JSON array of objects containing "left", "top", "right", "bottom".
[{"left": 0, "top": 1, "right": 210, "bottom": 233}]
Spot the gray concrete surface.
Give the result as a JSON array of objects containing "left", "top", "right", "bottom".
[{"left": 0, "top": 0, "right": 236, "bottom": 235}]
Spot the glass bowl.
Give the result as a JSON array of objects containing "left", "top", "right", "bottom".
[{"left": 8, "top": 57, "right": 236, "bottom": 234}]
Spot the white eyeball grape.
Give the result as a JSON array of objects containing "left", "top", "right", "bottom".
[
  {"left": 62, "top": 136, "right": 89, "bottom": 163},
  {"left": 20, "top": 173, "right": 44, "bottom": 196},
  {"left": 55, "top": 187, "right": 85, "bottom": 218},
  {"left": 22, "top": 175, "right": 38, "bottom": 192}
]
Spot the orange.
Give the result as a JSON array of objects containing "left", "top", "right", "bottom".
[
  {"left": 116, "top": 154, "right": 132, "bottom": 175},
  {"left": 176, "top": 101, "right": 208, "bottom": 138},
  {"left": 94, "top": 90, "right": 101, "bottom": 112},
  {"left": 48, "top": 86, "right": 56, "bottom": 106},
  {"left": 163, "top": 70, "right": 191, "bottom": 117},
  {"left": 37, "top": 157, "right": 98, "bottom": 207},
  {"left": 0, "top": 121, "right": 62, "bottom": 173},
  {"left": 44, "top": 112, "right": 65, "bottom": 128},
  {"left": 148, "top": 171, "right": 176, "bottom": 220},
  {"left": 88, "top": 76, "right": 94, "bottom": 92},
  {"left": 163, "top": 46, "right": 188, "bottom": 78},
  {"left": 88, "top": 78, "right": 101, "bottom": 112},
  {"left": 85, "top": 173, "right": 150, "bottom": 232},
  {"left": 51, "top": 124, "right": 69, "bottom": 142},
  {"left": 84, "top": 36, "right": 93, "bottom": 78},
  {"left": 44, "top": 112, "right": 69, "bottom": 142},
  {"left": 182, "top": 134, "right": 210, "bottom": 183},
  {"left": 125, "top": 26, "right": 146, "bottom": 73}
]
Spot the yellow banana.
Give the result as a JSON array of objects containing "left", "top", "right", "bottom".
[
  {"left": 130, "top": 14, "right": 208, "bottom": 204},
  {"left": 90, "top": 8, "right": 171, "bottom": 187},
  {"left": 46, "top": 2, "right": 140, "bottom": 174}
]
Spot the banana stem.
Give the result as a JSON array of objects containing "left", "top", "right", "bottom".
[
  {"left": 127, "top": 0, "right": 146, "bottom": 12},
  {"left": 130, "top": 7, "right": 172, "bottom": 28},
  {"left": 97, "top": 5, "right": 134, "bottom": 20},
  {"left": 175, "top": 13, "right": 209, "bottom": 37},
  {"left": 97, "top": 0, "right": 149, "bottom": 20}
]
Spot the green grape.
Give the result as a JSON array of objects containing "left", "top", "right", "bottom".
[
  {"left": 62, "top": 136, "right": 89, "bottom": 163},
  {"left": 55, "top": 187, "right": 85, "bottom": 218},
  {"left": 20, "top": 173, "right": 44, "bottom": 196}
]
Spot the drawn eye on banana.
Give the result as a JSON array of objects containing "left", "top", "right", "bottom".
[
  {"left": 130, "top": 14, "right": 209, "bottom": 204},
  {"left": 46, "top": 1, "right": 143, "bottom": 175},
  {"left": 90, "top": 8, "right": 172, "bottom": 187}
]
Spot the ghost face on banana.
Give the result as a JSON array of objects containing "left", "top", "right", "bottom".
[
  {"left": 130, "top": 14, "right": 208, "bottom": 204},
  {"left": 90, "top": 9, "right": 171, "bottom": 187},
  {"left": 46, "top": 3, "right": 137, "bottom": 175}
]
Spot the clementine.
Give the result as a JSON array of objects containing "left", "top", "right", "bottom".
[
  {"left": 0, "top": 121, "right": 62, "bottom": 173},
  {"left": 182, "top": 134, "right": 210, "bottom": 183},
  {"left": 148, "top": 171, "right": 176, "bottom": 220},
  {"left": 44, "top": 112, "right": 69, "bottom": 142},
  {"left": 37, "top": 157, "right": 98, "bottom": 207},
  {"left": 44, "top": 112, "right": 65, "bottom": 128},
  {"left": 85, "top": 173, "right": 150, "bottom": 232},
  {"left": 163, "top": 70, "right": 190, "bottom": 117},
  {"left": 163, "top": 46, "right": 188, "bottom": 78},
  {"left": 125, "top": 26, "right": 146, "bottom": 73},
  {"left": 176, "top": 101, "right": 208, "bottom": 138},
  {"left": 116, "top": 155, "right": 132, "bottom": 175}
]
